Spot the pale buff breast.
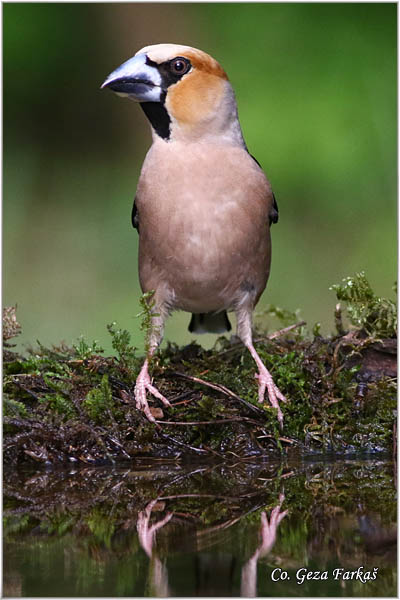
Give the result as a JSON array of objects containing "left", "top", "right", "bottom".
[{"left": 136, "top": 141, "right": 273, "bottom": 313}]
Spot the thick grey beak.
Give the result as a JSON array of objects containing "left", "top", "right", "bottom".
[{"left": 101, "top": 53, "right": 163, "bottom": 103}]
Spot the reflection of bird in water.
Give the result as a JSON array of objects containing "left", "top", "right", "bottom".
[
  {"left": 136, "top": 495, "right": 287, "bottom": 597},
  {"left": 194, "top": 494, "right": 288, "bottom": 596},
  {"left": 137, "top": 500, "right": 173, "bottom": 597},
  {"left": 241, "top": 493, "right": 288, "bottom": 597}
]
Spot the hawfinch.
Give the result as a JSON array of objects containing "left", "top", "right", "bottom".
[{"left": 102, "top": 44, "right": 287, "bottom": 426}]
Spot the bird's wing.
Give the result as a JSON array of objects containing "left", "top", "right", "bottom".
[
  {"left": 250, "top": 154, "right": 279, "bottom": 225},
  {"left": 132, "top": 197, "right": 140, "bottom": 232},
  {"left": 270, "top": 192, "right": 279, "bottom": 225}
]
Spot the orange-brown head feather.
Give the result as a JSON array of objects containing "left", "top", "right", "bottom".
[{"left": 137, "top": 44, "right": 242, "bottom": 143}]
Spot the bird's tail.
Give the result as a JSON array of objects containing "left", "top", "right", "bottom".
[{"left": 188, "top": 311, "right": 232, "bottom": 334}]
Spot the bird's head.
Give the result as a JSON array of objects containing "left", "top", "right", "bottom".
[{"left": 101, "top": 43, "right": 245, "bottom": 145}]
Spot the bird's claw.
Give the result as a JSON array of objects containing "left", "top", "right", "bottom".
[
  {"left": 255, "top": 495, "right": 288, "bottom": 558},
  {"left": 135, "top": 361, "right": 171, "bottom": 422},
  {"left": 255, "top": 368, "right": 288, "bottom": 428}
]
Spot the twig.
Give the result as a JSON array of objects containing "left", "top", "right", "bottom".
[
  {"left": 170, "top": 371, "right": 266, "bottom": 418},
  {"left": 265, "top": 321, "right": 307, "bottom": 340},
  {"left": 163, "top": 466, "right": 212, "bottom": 488},
  {"left": 257, "top": 435, "right": 298, "bottom": 445},
  {"left": 257, "top": 470, "right": 296, "bottom": 481},
  {"left": 158, "top": 493, "right": 239, "bottom": 501},
  {"left": 105, "top": 433, "right": 131, "bottom": 459},
  {"left": 216, "top": 321, "right": 307, "bottom": 359},
  {"left": 202, "top": 444, "right": 224, "bottom": 458},
  {"left": 11, "top": 381, "right": 43, "bottom": 402},
  {"left": 169, "top": 391, "right": 199, "bottom": 406},
  {"left": 197, "top": 500, "right": 275, "bottom": 537},
  {"left": 157, "top": 431, "right": 209, "bottom": 455},
  {"left": 156, "top": 416, "right": 262, "bottom": 426},
  {"left": 170, "top": 512, "right": 202, "bottom": 522}
]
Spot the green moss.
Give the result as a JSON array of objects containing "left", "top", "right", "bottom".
[
  {"left": 40, "top": 392, "right": 77, "bottom": 420},
  {"left": 2, "top": 273, "right": 397, "bottom": 465},
  {"left": 17, "top": 350, "right": 68, "bottom": 377},
  {"left": 136, "top": 290, "right": 158, "bottom": 355},
  {"left": 3, "top": 514, "right": 31, "bottom": 537},
  {"left": 40, "top": 513, "right": 75, "bottom": 536},
  {"left": 86, "top": 507, "right": 116, "bottom": 548},
  {"left": 106, "top": 322, "right": 138, "bottom": 377},
  {"left": 330, "top": 272, "right": 397, "bottom": 338},
  {"left": 83, "top": 374, "right": 116, "bottom": 424},
  {"left": 73, "top": 336, "right": 104, "bottom": 360},
  {"left": 3, "top": 396, "right": 28, "bottom": 418},
  {"left": 352, "top": 378, "right": 397, "bottom": 452}
]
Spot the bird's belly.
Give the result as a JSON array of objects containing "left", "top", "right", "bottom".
[
  {"left": 139, "top": 222, "right": 270, "bottom": 313},
  {"left": 136, "top": 153, "right": 273, "bottom": 313}
]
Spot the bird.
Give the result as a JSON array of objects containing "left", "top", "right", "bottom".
[{"left": 102, "top": 43, "right": 287, "bottom": 426}]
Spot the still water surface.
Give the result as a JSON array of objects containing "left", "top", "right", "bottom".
[{"left": 3, "top": 456, "right": 397, "bottom": 597}]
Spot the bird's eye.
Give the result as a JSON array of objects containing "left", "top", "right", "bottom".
[{"left": 170, "top": 57, "right": 190, "bottom": 75}]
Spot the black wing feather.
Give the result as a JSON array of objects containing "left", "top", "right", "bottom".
[
  {"left": 270, "top": 192, "right": 279, "bottom": 225},
  {"left": 131, "top": 197, "right": 139, "bottom": 232},
  {"left": 249, "top": 154, "right": 279, "bottom": 225}
]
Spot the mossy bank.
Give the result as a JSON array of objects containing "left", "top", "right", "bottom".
[{"left": 3, "top": 273, "right": 397, "bottom": 466}]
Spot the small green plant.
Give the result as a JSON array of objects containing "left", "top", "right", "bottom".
[
  {"left": 107, "top": 322, "right": 137, "bottom": 374},
  {"left": 136, "top": 290, "right": 160, "bottom": 354},
  {"left": 265, "top": 304, "right": 300, "bottom": 327},
  {"left": 41, "top": 514, "right": 75, "bottom": 536},
  {"left": 3, "top": 396, "right": 28, "bottom": 418},
  {"left": 83, "top": 374, "right": 114, "bottom": 424},
  {"left": 73, "top": 336, "right": 104, "bottom": 361},
  {"left": 330, "top": 272, "right": 397, "bottom": 338},
  {"left": 40, "top": 393, "right": 77, "bottom": 420},
  {"left": 86, "top": 507, "right": 116, "bottom": 548},
  {"left": 254, "top": 304, "right": 305, "bottom": 343},
  {"left": 16, "top": 343, "right": 70, "bottom": 377}
]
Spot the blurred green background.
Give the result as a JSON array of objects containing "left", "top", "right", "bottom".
[{"left": 3, "top": 3, "right": 397, "bottom": 354}]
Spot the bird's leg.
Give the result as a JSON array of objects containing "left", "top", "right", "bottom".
[
  {"left": 135, "top": 357, "right": 171, "bottom": 422},
  {"left": 236, "top": 307, "right": 288, "bottom": 428},
  {"left": 137, "top": 499, "right": 173, "bottom": 558},
  {"left": 137, "top": 500, "right": 172, "bottom": 597},
  {"left": 134, "top": 304, "right": 171, "bottom": 422},
  {"left": 255, "top": 493, "right": 288, "bottom": 558},
  {"left": 240, "top": 493, "right": 288, "bottom": 596}
]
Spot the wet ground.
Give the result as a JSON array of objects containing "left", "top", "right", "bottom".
[{"left": 3, "top": 455, "right": 397, "bottom": 597}]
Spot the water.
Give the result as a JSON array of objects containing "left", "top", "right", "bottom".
[{"left": 3, "top": 456, "right": 396, "bottom": 597}]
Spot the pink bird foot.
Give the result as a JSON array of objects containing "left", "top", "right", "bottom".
[
  {"left": 247, "top": 343, "right": 288, "bottom": 428},
  {"left": 255, "top": 366, "right": 287, "bottom": 428},
  {"left": 241, "top": 493, "right": 288, "bottom": 596},
  {"left": 257, "top": 493, "right": 288, "bottom": 555},
  {"left": 134, "top": 359, "right": 171, "bottom": 422}
]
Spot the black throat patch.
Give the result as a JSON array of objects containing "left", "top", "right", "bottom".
[
  {"left": 140, "top": 99, "right": 171, "bottom": 140},
  {"left": 140, "top": 56, "right": 192, "bottom": 141}
]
